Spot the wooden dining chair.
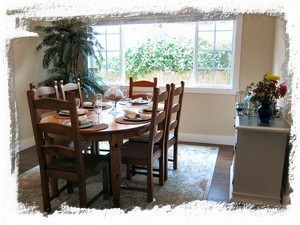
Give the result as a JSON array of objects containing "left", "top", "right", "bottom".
[
  {"left": 164, "top": 81, "right": 185, "bottom": 178},
  {"left": 58, "top": 78, "right": 84, "bottom": 106},
  {"left": 128, "top": 81, "right": 184, "bottom": 181},
  {"left": 120, "top": 85, "right": 170, "bottom": 202},
  {"left": 58, "top": 79, "right": 98, "bottom": 153},
  {"left": 27, "top": 90, "right": 110, "bottom": 213},
  {"left": 129, "top": 77, "right": 158, "bottom": 100}
]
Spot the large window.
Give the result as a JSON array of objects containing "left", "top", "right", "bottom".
[{"left": 88, "top": 18, "right": 242, "bottom": 93}]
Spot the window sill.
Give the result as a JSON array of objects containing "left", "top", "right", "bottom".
[{"left": 184, "top": 87, "right": 237, "bottom": 95}]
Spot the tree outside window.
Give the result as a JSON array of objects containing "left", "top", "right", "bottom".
[{"left": 88, "top": 20, "right": 235, "bottom": 89}]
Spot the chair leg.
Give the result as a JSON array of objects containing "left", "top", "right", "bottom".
[
  {"left": 126, "top": 164, "right": 132, "bottom": 180},
  {"left": 78, "top": 180, "right": 87, "bottom": 208},
  {"left": 147, "top": 165, "right": 154, "bottom": 202},
  {"left": 41, "top": 174, "right": 51, "bottom": 213},
  {"left": 159, "top": 156, "right": 164, "bottom": 186},
  {"left": 173, "top": 143, "right": 178, "bottom": 170},
  {"left": 164, "top": 146, "right": 169, "bottom": 181},
  {"left": 67, "top": 181, "right": 75, "bottom": 194}
]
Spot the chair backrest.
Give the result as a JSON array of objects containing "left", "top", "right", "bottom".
[
  {"left": 27, "top": 90, "right": 84, "bottom": 178},
  {"left": 147, "top": 85, "right": 170, "bottom": 158},
  {"left": 59, "top": 79, "right": 83, "bottom": 106},
  {"left": 29, "top": 81, "right": 60, "bottom": 118},
  {"left": 29, "top": 81, "right": 60, "bottom": 99},
  {"left": 129, "top": 77, "right": 158, "bottom": 100},
  {"left": 165, "top": 81, "right": 185, "bottom": 146}
]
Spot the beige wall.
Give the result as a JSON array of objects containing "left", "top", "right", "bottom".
[
  {"left": 12, "top": 15, "right": 287, "bottom": 150},
  {"left": 179, "top": 15, "right": 278, "bottom": 144}
]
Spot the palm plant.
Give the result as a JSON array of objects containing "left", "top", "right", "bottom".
[{"left": 35, "top": 18, "right": 103, "bottom": 100}]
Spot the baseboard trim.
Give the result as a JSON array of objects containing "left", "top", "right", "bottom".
[
  {"left": 20, "top": 137, "right": 35, "bottom": 151},
  {"left": 179, "top": 133, "right": 235, "bottom": 146},
  {"left": 20, "top": 133, "right": 235, "bottom": 151}
]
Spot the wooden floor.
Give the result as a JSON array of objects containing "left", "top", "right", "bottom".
[{"left": 17, "top": 142, "right": 233, "bottom": 203}]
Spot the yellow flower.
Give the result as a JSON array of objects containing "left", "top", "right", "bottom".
[{"left": 264, "top": 73, "right": 280, "bottom": 80}]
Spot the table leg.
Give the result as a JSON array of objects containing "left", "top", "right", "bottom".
[{"left": 109, "top": 135, "right": 123, "bottom": 208}]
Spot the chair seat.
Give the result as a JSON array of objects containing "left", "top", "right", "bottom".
[
  {"left": 121, "top": 141, "right": 161, "bottom": 164},
  {"left": 47, "top": 154, "right": 110, "bottom": 174},
  {"left": 129, "top": 132, "right": 174, "bottom": 143}
]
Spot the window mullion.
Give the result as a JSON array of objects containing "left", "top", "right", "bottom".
[
  {"left": 120, "top": 25, "right": 125, "bottom": 83},
  {"left": 193, "top": 22, "right": 199, "bottom": 83},
  {"left": 212, "top": 22, "right": 217, "bottom": 86},
  {"left": 105, "top": 28, "right": 109, "bottom": 82}
]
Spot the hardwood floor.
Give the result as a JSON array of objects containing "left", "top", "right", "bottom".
[{"left": 17, "top": 142, "right": 233, "bottom": 203}]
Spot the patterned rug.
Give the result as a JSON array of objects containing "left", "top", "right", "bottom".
[{"left": 17, "top": 144, "right": 218, "bottom": 214}]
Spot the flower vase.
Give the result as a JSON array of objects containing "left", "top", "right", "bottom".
[{"left": 257, "top": 103, "right": 273, "bottom": 124}]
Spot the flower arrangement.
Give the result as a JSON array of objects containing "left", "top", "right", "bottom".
[{"left": 247, "top": 73, "right": 287, "bottom": 105}]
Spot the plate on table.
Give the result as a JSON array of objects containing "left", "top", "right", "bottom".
[
  {"left": 83, "top": 102, "right": 93, "bottom": 109},
  {"left": 63, "top": 120, "right": 94, "bottom": 129},
  {"left": 59, "top": 108, "right": 87, "bottom": 116},
  {"left": 132, "top": 100, "right": 149, "bottom": 105},
  {"left": 123, "top": 116, "right": 151, "bottom": 122}
]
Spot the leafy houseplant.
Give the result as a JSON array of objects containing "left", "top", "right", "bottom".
[
  {"left": 247, "top": 73, "right": 287, "bottom": 123},
  {"left": 35, "top": 18, "right": 103, "bottom": 100}
]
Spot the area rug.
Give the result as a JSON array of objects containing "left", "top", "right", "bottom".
[{"left": 17, "top": 144, "right": 218, "bottom": 214}]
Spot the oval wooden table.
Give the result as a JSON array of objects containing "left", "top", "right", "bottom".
[{"left": 41, "top": 103, "right": 150, "bottom": 208}]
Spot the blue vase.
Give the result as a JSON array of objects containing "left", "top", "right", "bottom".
[{"left": 258, "top": 103, "right": 273, "bottom": 124}]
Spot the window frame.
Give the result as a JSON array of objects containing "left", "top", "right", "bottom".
[{"left": 89, "top": 16, "right": 243, "bottom": 95}]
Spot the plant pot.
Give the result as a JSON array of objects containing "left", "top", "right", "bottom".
[{"left": 258, "top": 103, "right": 273, "bottom": 124}]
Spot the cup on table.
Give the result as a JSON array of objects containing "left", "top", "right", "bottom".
[{"left": 123, "top": 98, "right": 132, "bottom": 108}]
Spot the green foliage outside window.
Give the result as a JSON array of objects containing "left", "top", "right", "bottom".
[{"left": 96, "top": 34, "right": 231, "bottom": 81}]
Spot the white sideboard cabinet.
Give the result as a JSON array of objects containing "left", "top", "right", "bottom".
[{"left": 230, "top": 116, "right": 290, "bottom": 205}]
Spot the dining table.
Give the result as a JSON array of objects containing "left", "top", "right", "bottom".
[{"left": 40, "top": 101, "right": 151, "bottom": 207}]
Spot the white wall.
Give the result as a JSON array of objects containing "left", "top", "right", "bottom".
[{"left": 12, "top": 15, "right": 285, "bottom": 150}]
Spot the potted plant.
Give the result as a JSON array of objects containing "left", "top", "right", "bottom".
[{"left": 35, "top": 17, "right": 103, "bottom": 100}]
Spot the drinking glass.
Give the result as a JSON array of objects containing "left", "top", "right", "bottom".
[
  {"left": 121, "top": 89, "right": 128, "bottom": 98},
  {"left": 94, "top": 100, "right": 102, "bottom": 125},
  {"left": 146, "top": 93, "right": 153, "bottom": 105},
  {"left": 95, "top": 93, "right": 103, "bottom": 102},
  {"left": 124, "top": 98, "right": 132, "bottom": 108},
  {"left": 75, "top": 98, "right": 81, "bottom": 109}
]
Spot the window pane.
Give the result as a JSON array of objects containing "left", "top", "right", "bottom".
[
  {"left": 198, "top": 32, "right": 214, "bottom": 50},
  {"left": 214, "top": 70, "right": 231, "bottom": 86},
  {"left": 198, "top": 50, "right": 214, "bottom": 68},
  {"left": 196, "top": 70, "right": 214, "bottom": 86},
  {"left": 106, "top": 34, "right": 120, "bottom": 51},
  {"left": 198, "top": 21, "right": 215, "bottom": 31},
  {"left": 215, "top": 31, "right": 233, "bottom": 50},
  {"left": 216, "top": 20, "right": 233, "bottom": 31},
  {"left": 214, "top": 50, "right": 232, "bottom": 69}
]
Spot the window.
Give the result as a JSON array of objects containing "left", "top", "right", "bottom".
[{"left": 88, "top": 17, "right": 242, "bottom": 93}]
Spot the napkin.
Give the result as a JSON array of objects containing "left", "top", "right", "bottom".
[
  {"left": 78, "top": 115, "right": 89, "bottom": 124},
  {"left": 101, "top": 102, "right": 110, "bottom": 107},
  {"left": 124, "top": 109, "right": 138, "bottom": 119},
  {"left": 77, "top": 108, "right": 86, "bottom": 115},
  {"left": 144, "top": 103, "right": 164, "bottom": 112},
  {"left": 124, "top": 109, "right": 151, "bottom": 120},
  {"left": 132, "top": 97, "right": 143, "bottom": 104}
]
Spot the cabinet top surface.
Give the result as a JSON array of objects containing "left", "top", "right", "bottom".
[{"left": 235, "top": 116, "right": 290, "bottom": 133}]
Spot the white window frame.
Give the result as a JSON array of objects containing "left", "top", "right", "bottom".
[{"left": 89, "top": 16, "right": 243, "bottom": 95}]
